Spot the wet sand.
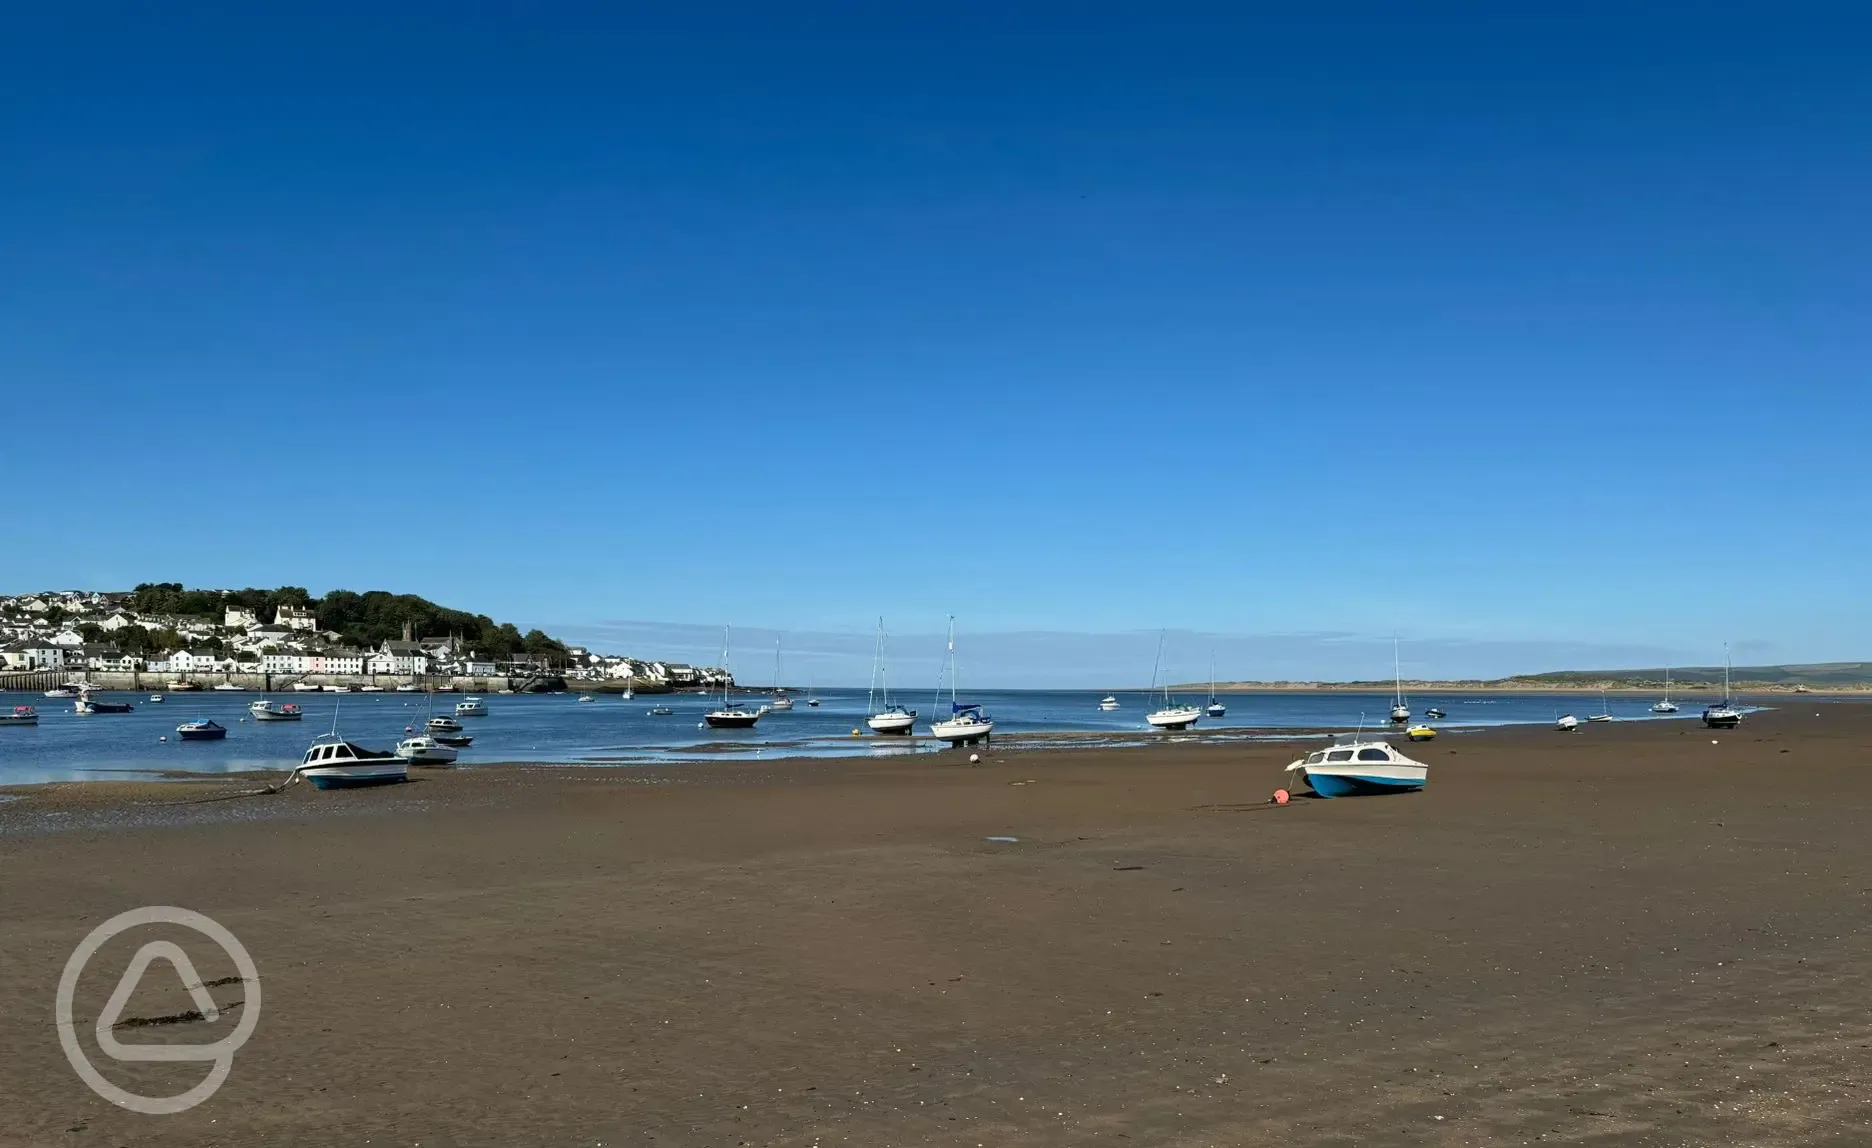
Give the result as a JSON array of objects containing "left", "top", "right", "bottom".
[{"left": 3, "top": 706, "right": 1870, "bottom": 1145}]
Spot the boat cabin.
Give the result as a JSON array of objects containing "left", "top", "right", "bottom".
[
  {"left": 1301, "top": 744, "right": 1412, "bottom": 767},
  {"left": 301, "top": 741, "right": 385, "bottom": 766}
]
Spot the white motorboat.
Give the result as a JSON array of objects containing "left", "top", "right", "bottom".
[
  {"left": 865, "top": 618, "right": 919, "bottom": 734},
  {"left": 577, "top": 694, "right": 596, "bottom": 703},
  {"left": 0, "top": 705, "right": 38, "bottom": 726},
  {"left": 292, "top": 682, "right": 323, "bottom": 692},
  {"left": 622, "top": 685, "right": 634, "bottom": 700},
  {"left": 74, "top": 689, "right": 133, "bottom": 714},
  {"left": 1388, "top": 637, "right": 1409, "bottom": 723},
  {"left": 325, "top": 685, "right": 353, "bottom": 694},
  {"left": 1651, "top": 667, "right": 1679, "bottom": 713},
  {"left": 1144, "top": 631, "right": 1200, "bottom": 730},
  {"left": 455, "top": 696, "right": 488, "bottom": 717},
  {"left": 168, "top": 680, "right": 202, "bottom": 692},
  {"left": 297, "top": 737, "right": 407, "bottom": 789},
  {"left": 213, "top": 682, "right": 245, "bottom": 692},
  {"left": 358, "top": 685, "right": 385, "bottom": 693},
  {"left": 426, "top": 715, "right": 464, "bottom": 733},
  {"left": 395, "top": 735, "right": 458, "bottom": 765},
  {"left": 1556, "top": 714, "right": 1580, "bottom": 731},
  {"left": 1702, "top": 645, "right": 1743, "bottom": 729},
  {"left": 1098, "top": 695, "right": 1120, "bottom": 711},
  {"left": 44, "top": 685, "right": 80, "bottom": 699},
  {"left": 1285, "top": 740, "right": 1428, "bottom": 797},
  {"left": 250, "top": 699, "right": 304, "bottom": 721},
  {"left": 704, "top": 626, "right": 763, "bottom": 729},
  {"left": 148, "top": 694, "right": 165, "bottom": 703},
  {"left": 395, "top": 683, "right": 422, "bottom": 693},
  {"left": 927, "top": 617, "right": 992, "bottom": 745}
]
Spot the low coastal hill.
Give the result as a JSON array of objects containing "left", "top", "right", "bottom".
[{"left": 1177, "top": 661, "right": 1872, "bottom": 693}]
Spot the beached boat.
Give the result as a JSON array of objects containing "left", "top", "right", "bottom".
[
  {"left": 396, "top": 683, "right": 422, "bottom": 693},
  {"left": 704, "top": 626, "right": 763, "bottom": 729},
  {"left": 0, "top": 705, "right": 38, "bottom": 726},
  {"left": 1285, "top": 740, "right": 1428, "bottom": 797},
  {"left": 455, "top": 697, "right": 488, "bottom": 717},
  {"left": 358, "top": 685, "right": 385, "bottom": 693},
  {"left": 44, "top": 685, "right": 80, "bottom": 699},
  {"left": 394, "top": 735, "right": 458, "bottom": 765},
  {"left": 1098, "top": 695, "right": 1120, "bottom": 711},
  {"left": 928, "top": 617, "right": 993, "bottom": 745},
  {"left": 168, "top": 680, "right": 201, "bottom": 692},
  {"left": 1651, "top": 668, "right": 1679, "bottom": 713},
  {"left": 1555, "top": 714, "right": 1580, "bottom": 731},
  {"left": 176, "top": 718, "right": 227, "bottom": 741},
  {"left": 1145, "top": 632, "right": 1200, "bottom": 730},
  {"left": 325, "top": 685, "right": 353, "bottom": 694},
  {"left": 74, "top": 690, "right": 133, "bottom": 714},
  {"left": 426, "top": 715, "right": 464, "bottom": 733},
  {"left": 1702, "top": 646, "right": 1743, "bottom": 729},
  {"left": 250, "top": 699, "right": 303, "bottom": 721},
  {"left": 212, "top": 682, "right": 245, "bottom": 692},
  {"left": 1389, "top": 638, "right": 1410, "bottom": 723},
  {"left": 1406, "top": 724, "right": 1437, "bottom": 741},
  {"left": 865, "top": 618, "right": 918, "bottom": 734},
  {"left": 1587, "top": 689, "right": 1614, "bottom": 722},
  {"left": 297, "top": 737, "right": 407, "bottom": 789},
  {"left": 291, "top": 682, "right": 323, "bottom": 692}
]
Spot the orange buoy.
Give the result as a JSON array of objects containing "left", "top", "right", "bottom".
[{"left": 1272, "top": 788, "right": 1290, "bottom": 805}]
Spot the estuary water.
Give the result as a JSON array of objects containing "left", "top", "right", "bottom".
[{"left": 0, "top": 686, "right": 1721, "bottom": 786}]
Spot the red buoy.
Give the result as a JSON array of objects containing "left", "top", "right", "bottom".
[{"left": 1272, "top": 788, "right": 1290, "bottom": 805}]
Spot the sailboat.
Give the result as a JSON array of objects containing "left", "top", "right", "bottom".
[
  {"left": 928, "top": 617, "right": 993, "bottom": 745},
  {"left": 1650, "top": 667, "right": 1678, "bottom": 713},
  {"left": 806, "top": 672, "right": 820, "bottom": 707},
  {"left": 1205, "top": 654, "right": 1226, "bottom": 718},
  {"left": 1702, "top": 645, "right": 1742, "bottom": 729},
  {"left": 768, "top": 637, "right": 794, "bottom": 710},
  {"left": 1388, "top": 638, "right": 1410, "bottom": 723},
  {"left": 866, "top": 618, "right": 917, "bottom": 734},
  {"left": 704, "top": 626, "right": 762, "bottom": 729},
  {"left": 1146, "top": 632, "right": 1202, "bottom": 730},
  {"left": 1588, "top": 688, "right": 1614, "bottom": 722}
]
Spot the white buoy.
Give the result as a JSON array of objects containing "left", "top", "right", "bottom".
[
  {"left": 969, "top": 753, "right": 981, "bottom": 764},
  {"left": 1711, "top": 739, "right": 1719, "bottom": 744},
  {"left": 158, "top": 735, "right": 167, "bottom": 742}
]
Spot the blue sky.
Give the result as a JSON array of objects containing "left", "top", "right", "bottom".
[{"left": 3, "top": 2, "right": 1867, "bottom": 684}]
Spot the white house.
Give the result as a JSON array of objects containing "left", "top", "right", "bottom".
[
  {"left": 276, "top": 606, "right": 319, "bottom": 632},
  {"left": 50, "top": 628, "right": 86, "bottom": 647},
  {"left": 225, "top": 606, "right": 260, "bottom": 629},
  {"left": 98, "top": 612, "right": 139, "bottom": 632},
  {"left": 3, "top": 640, "right": 68, "bottom": 670},
  {"left": 262, "top": 651, "right": 311, "bottom": 675},
  {"left": 170, "top": 649, "right": 230, "bottom": 674},
  {"left": 368, "top": 641, "right": 430, "bottom": 676},
  {"left": 466, "top": 660, "right": 497, "bottom": 676}
]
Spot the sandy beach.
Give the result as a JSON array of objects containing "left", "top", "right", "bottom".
[{"left": 4, "top": 705, "right": 1870, "bottom": 1146}]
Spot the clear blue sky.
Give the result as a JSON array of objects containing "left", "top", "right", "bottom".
[{"left": 4, "top": 2, "right": 1867, "bottom": 684}]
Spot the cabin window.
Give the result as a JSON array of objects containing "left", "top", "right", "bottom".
[
  {"left": 1305, "top": 752, "right": 1324, "bottom": 765},
  {"left": 1326, "top": 749, "right": 1354, "bottom": 762},
  {"left": 1357, "top": 748, "right": 1391, "bottom": 762}
]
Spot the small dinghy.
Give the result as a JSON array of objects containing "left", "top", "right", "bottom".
[
  {"left": 250, "top": 699, "right": 303, "bottom": 721},
  {"left": 1425, "top": 707, "right": 1446, "bottom": 719},
  {"left": 1285, "top": 740, "right": 1428, "bottom": 797},
  {"left": 395, "top": 735, "right": 458, "bottom": 765},
  {"left": 1405, "top": 724, "right": 1437, "bottom": 741},
  {"left": 1097, "top": 695, "right": 1120, "bottom": 711},
  {"left": 0, "top": 705, "right": 38, "bottom": 726},
  {"left": 426, "top": 715, "right": 464, "bottom": 733},
  {"left": 1555, "top": 714, "right": 1580, "bottom": 731}
]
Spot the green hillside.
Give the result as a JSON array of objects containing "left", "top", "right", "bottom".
[{"left": 1514, "top": 662, "right": 1872, "bottom": 686}]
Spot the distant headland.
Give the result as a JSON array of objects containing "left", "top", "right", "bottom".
[{"left": 1176, "top": 662, "right": 1872, "bottom": 694}]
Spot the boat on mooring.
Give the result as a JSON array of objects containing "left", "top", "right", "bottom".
[
  {"left": 426, "top": 715, "right": 464, "bottom": 733},
  {"left": 1285, "top": 740, "right": 1429, "bottom": 797},
  {"left": 176, "top": 718, "right": 227, "bottom": 741},
  {"left": 148, "top": 693, "right": 165, "bottom": 703},
  {"left": 212, "top": 682, "right": 245, "bottom": 692},
  {"left": 1144, "top": 631, "right": 1201, "bottom": 731},
  {"left": 74, "top": 690, "right": 134, "bottom": 714},
  {"left": 394, "top": 735, "right": 458, "bottom": 765},
  {"left": 1204, "top": 655, "right": 1226, "bottom": 718},
  {"left": 865, "top": 618, "right": 918, "bottom": 734},
  {"left": 767, "top": 637, "right": 795, "bottom": 710},
  {"left": 455, "top": 696, "right": 488, "bottom": 717},
  {"left": 1389, "top": 638, "right": 1410, "bottom": 723},
  {"left": 297, "top": 736, "right": 407, "bottom": 789},
  {"left": 1098, "top": 695, "right": 1120, "bottom": 711},
  {"left": 928, "top": 617, "right": 993, "bottom": 745},
  {"left": 250, "top": 699, "right": 303, "bottom": 721},
  {"left": 0, "top": 705, "right": 38, "bottom": 726},
  {"left": 1702, "top": 646, "right": 1743, "bottom": 729},
  {"left": 704, "top": 626, "right": 763, "bottom": 729},
  {"left": 44, "top": 685, "right": 80, "bottom": 699},
  {"left": 1651, "top": 667, "right": 1680, "bottom": 714}
]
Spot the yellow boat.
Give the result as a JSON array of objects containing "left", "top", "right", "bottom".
[{"left": 1405, "top": 724, "right": 1437, "bottom": 742}]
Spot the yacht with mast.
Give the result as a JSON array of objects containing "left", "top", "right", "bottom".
[
  {"left": 1650, "top": 667, "right": 1679, "bottom": 713},
  {"left": 1205, "top": 654, "right": 1226, "bottom": 718},
  {"left": 928, "top": 617, "right": 993, "bottom": 745},
  {"left": 704, "top": 626, "right": 763, "bottom": 729},
  {"left": 768, "top": 637, "right": 794, "bottom": 710},
  {"left": 1388, "top": 638, "right": 1410, "bottom": 723},
  {"left": 865, "top": 618, "right": 917, "bottom": 734},
  {"left": 1145, "top": 632, "right": 1202, "bottom": 730},
  {"left": 1702, "top": 646, "right": 1743, "bottom": 729}
]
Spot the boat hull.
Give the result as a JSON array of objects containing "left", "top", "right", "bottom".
[
  {"left": 768, "top": 698, "right": 794, "bottom": 711},
  {"left": 1299, "top": 767, "right": 1427, "bottom": 798},
  {"left": 177, "top": 728, "right": 226, "bottom": 741},
  {"left": 252, "top": 711, "right": 302, "bottom": 721},
  {"left": 303, "top": 763, "right": 408, "bottom": 789},
  {"left": 0, "top": 716, "right": 38, "bottom": 726},
  {"left": 1146, "top": 708, "right": 1202, "bottom": 730},
  {"left": 1702, "top": 711, "right": 1742, "bottom": 729},
  {"left": 704, "top": 713, "right": 760, "bottom": 729}
]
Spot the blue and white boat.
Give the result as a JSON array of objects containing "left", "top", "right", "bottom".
[
  {"left": 1284, "top": 740, "right": 1429, "bottom": 797},
  {"left": 176, "top": 718, "right": 227, "bottom": 741},
  {"left": 297, "top": 737, "right": 407, "bottom": 789}
]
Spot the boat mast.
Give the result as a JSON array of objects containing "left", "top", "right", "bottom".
[
  {"left": 1393, "top": 637, "right": 1403, "bottom": 709},
  {"left": 868, "top": 618, "right": 883, "bottom": 713},
  {"left": 946, "top": 616, "right": 957, "bottom": 709},
  {"left": 721, "top": 625, "right": 731, "bottom": 709},
  {"left": 1151, "top": 631, "right": 1167, "bottom": 706}
]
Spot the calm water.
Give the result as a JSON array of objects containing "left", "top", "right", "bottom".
[{"left": 0, "top": 686, "right": 1724, "bottom": 786}]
